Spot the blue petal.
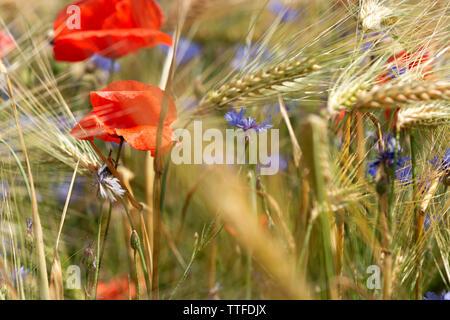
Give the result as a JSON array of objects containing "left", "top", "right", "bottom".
[
  {"left": 225, "top": 109, "right": 244, "bottom": 128},
  {"left": 161, "top": 37, "right": 202, "bottom": 65},
  {"left": 90, "top": 54, "right": 120, "bottom": 72},
  {"left": 367, "top": 159, "right": 380, "bottom": 179},
  {"left": 423, "top": 291, "right": 443, "bottom": 300},
  {"left": 256, "top": 117, "right": 273, "bottom": 133},
  {"left": 396, "top": 163, "right": 412, "bottom": 184},
  {"left": 443, "top": 291, "right": 450, "bottom": 300}
]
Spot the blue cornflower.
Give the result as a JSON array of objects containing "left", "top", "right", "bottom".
[
  {"left": 431, "top": 148, "right": 450, "bottom": 172},
  {"left": 361, "top": 33, "right": 378, "bottom": 52},
  {"left": 397, "top": 164, "right": 412, "bottom": 184},
  {"left": 359, "top": 32, "right": 391, "bottom": 67},
  {"left": 89, "top": 54, "right": 120, "bottom": 72},
  {"left": 0, "top": 265, "right": 30, "bottom": 286},
  {"left": 11, "top": 266, "right": 30, "bottom": 285},
  {"left": 423, "top": 290, "right": 450, "bottom": 300},
  {"left": 160, "top": 37, "right": 202, "bottom": 65},
  {"left": 224, "top": 108, "right": 245, "bottom": 127},
  {"left": 385, "top": 65, "right": 408, "bottom": 81},
  {"left": 268, "top": 1, "right": 300, "bottom": 23},
  {"left": 241, "top": 116, "right": 273, "bottom": 132},
  {"left": 424, "top": 214, "right": 442, "bottom": 231},
  {"left": 361, "top": 31, "right": 390, "bottom": 52},
  {"left": 424, "top": 215, "right": 432, "bottom": 230},
  {"left": 225, "top": 109, "right": 273, "bottom": 133},
  {"left": 367, "top": 135, "right": 411, "bottom": 183}
]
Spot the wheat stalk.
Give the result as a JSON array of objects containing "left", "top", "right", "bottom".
[
  {"left": 198, "top": 57, "right": 320, "bottom": 112},
  {"left": 397, "top": 103, "right": 450, "bottom": 129},
  {"left": 0, "top": 60, "right": 50, "bottom": 300},
  {"left": 354, "top": 80, "right": 450, "bottom": 110}
]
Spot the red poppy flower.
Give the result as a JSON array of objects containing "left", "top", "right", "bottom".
[
  {"left": 70, "top": 80, "right": 177, "bottom": 156},
  {"left": 53, "top": 0, "right": 172, "bottom": 62},
  {"left": 376, "top": 48, "right": 432, "bottom": 84},
  {"left": 376, "top": 48, "right": 433, "bottom": 126},
  {"left": 97, "top": 275, "right": 137, "bottom": 300},
  {"left": 0, "top": 31, "right": 15, "bottom": 57}
]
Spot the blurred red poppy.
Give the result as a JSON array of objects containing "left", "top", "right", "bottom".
[
  {"left": 70, "top": 80, "right": 177, "bottom": 156},
  {"left": 0, "top": 31, "right": 15, "bottom": 57},
  {"left": 376, "top": 48, "right": 433, "bottom": 125},
  {"left": 225, "top": 215, "right": 269, "bottom": 237},
  {"left": 333, "top": 109, "right": 347, "bottom": 127},
  {"left": 376, "top": 48, "right": 433, "bottom": 84},
  {"left": 97, "top": 275, "right": 136, "bottom": 300},
  {"left": 53, "top": 0, "right": 172, "bottom": 62}
]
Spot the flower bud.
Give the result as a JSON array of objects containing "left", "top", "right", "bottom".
[{"left": 130, "top": 230, "right": 140, "bottom": 251}]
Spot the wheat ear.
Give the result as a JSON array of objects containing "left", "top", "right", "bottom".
[
  {"left": 397, "top": 104, "right": 450, "bottom": 129},
  {"left": 201, "top": 57, "right": 321, "bottom": 110},
  {"left": 355, "top": 81, "right": 450, "bottom": 110}
]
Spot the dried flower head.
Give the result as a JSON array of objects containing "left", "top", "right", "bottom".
[{"left": 94, "top": 164, "right": 126, "bottom": 202}]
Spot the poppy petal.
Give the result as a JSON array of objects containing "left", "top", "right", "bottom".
[
  {"left": 53, "top": 0, "right": 171, "bottom": 62},
  {"left": 70, "top": 111, "right": 121, "bottom": 143},
  {"left": 90, "top": 80, "right": 177, "bottom": 128},
  {"left": 115, "top": 125, "right": 175, "bottom": 156},
  {"left": 54, "top": 29, "right": 172, "bottom": 61},
  {"left": 70, "top": 80, "right": 177, "bottom": 155}
]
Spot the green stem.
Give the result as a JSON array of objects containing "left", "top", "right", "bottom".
[
  {"left": 169, "top": 234, "right": 200, "bottom": 300},
  {"left": 298, "top": 219, "right": 313, "bottom": 268},
  {"left": 93, "top": 202, "right": 112, "bottom": 299},
  {"left": 85, "top": 270, "right": 91, "bottom": 299},
  {"left": 93, "top": 203, "right": 105, "bottom": 299},
  {"left": 311, "top": 124, "right": 335, "bottom": 299},
  {"left": 245, "top": 169, "right": 258, "bottom": 299},
  {"left": 2, "top": 68, "right": 49, "bottom": 299},
  {"left": 136, "top": 240, "right": 151, "bottom": 299},
  {"left": 121, "top": 199, "right": 151, "bottom": 298},
  {"left": 134, "top": 249, "right": 140, "bottom": 300}
]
